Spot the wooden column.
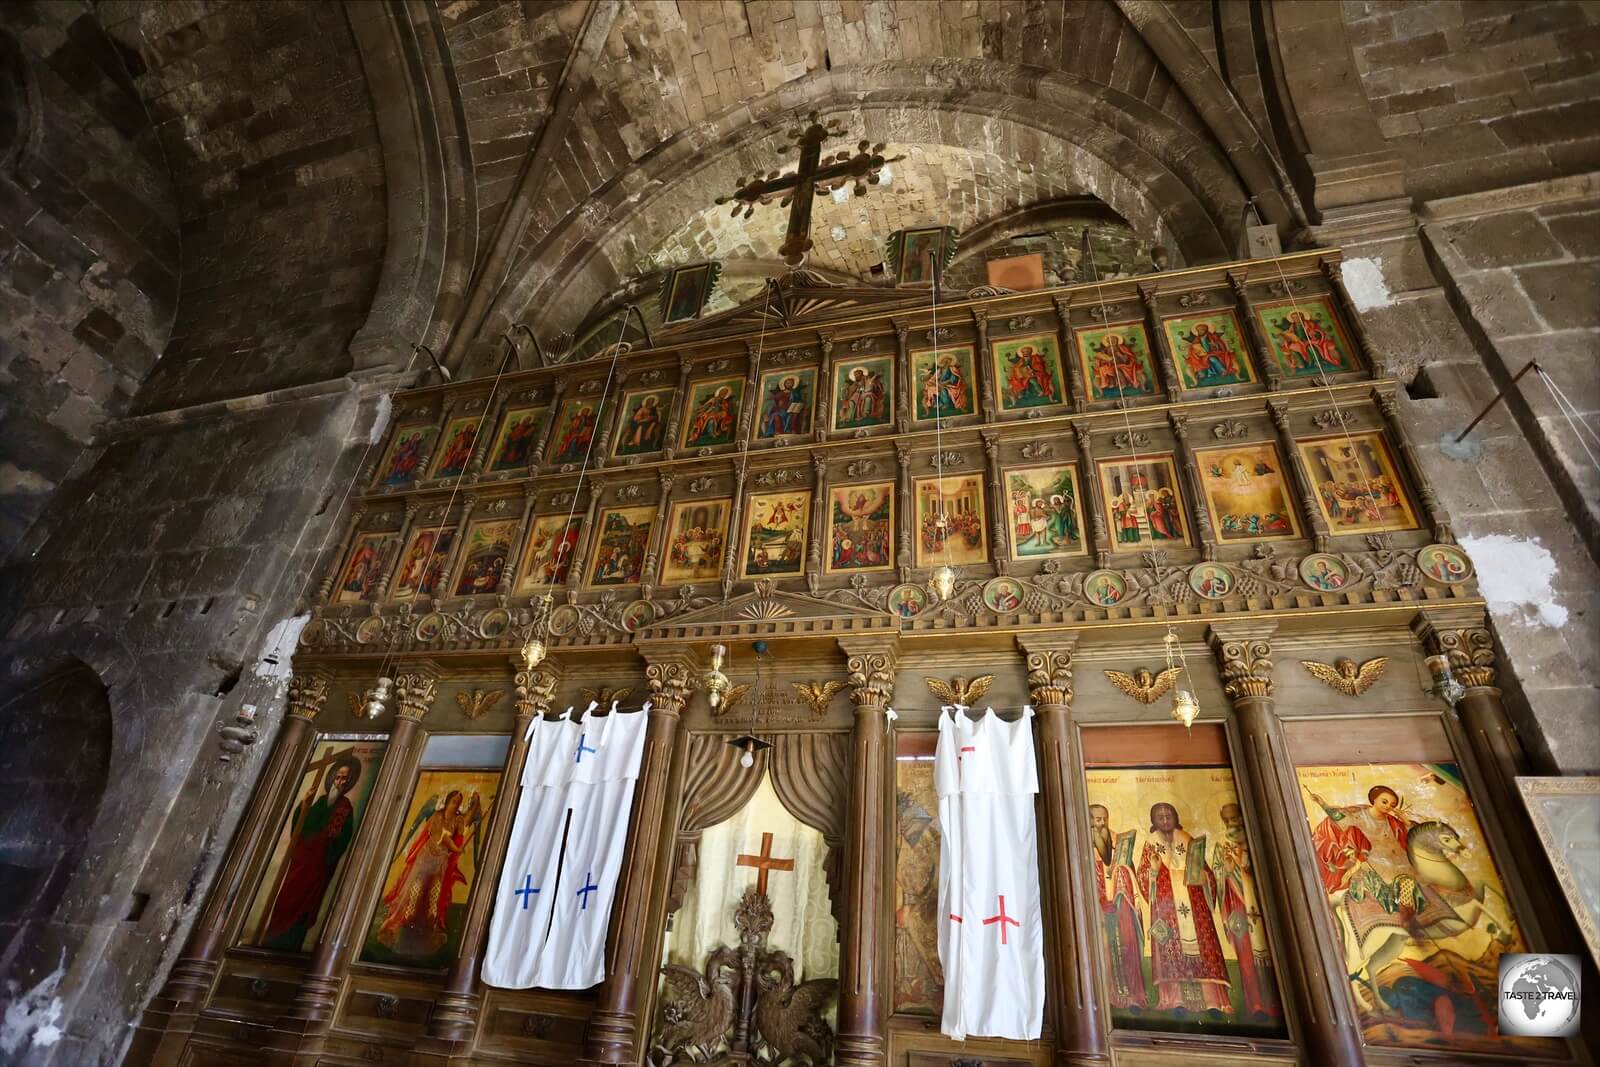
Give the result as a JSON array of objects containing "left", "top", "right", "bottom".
[
  {"left": 1206, "top": 625, "right": 1366, "bottom": 1067},
  {"left": 1015, "top": 635, "right": 1110, "bottom": 1067},
  {"left": 1320, "top": 258, "right": 1386, "bottom": 376},
  {"left": 1073, "top": 423, "right": 1111, "bottom": 568},
  {"left": 315, "top": 505, "right": 368, "bottom": 603},
  {"left": 591, "top": 381, "right": 624, "bottom": 470},
  {"left": 835, "top": 637, "right": 898, "bottom": 1067},
  {"left": 431, "top": 495, "right": 479, "bottom": 601},
  {"left": 564, "top": 481, "right": 604, "bottom": 598},
  {"left": 662, "top": 357, "right": 691, "bottom": 461},
  {"left": 1168, "top": 413, "right": 1218, "bottom": 561},
  {"left": 805, "top": 451, "right": 828, "bottom": 595},
  {"left": 533, "top": 380, "right": 568, "bottom": 467},
  {"left": 814, "top": 332, "right": 835, "bottom": 443},
  {"left": 892, "top": 319, "right": 912, "bottom": 434},
  {"left": 1228, "top": 271, "right": 1283, "bottom": 390},
  {"left": 579, "top": 655, "right": 694, "bottom": 1067},
  {"left": 894, "top": 442, "right": 913, "bottom": 583},
  {"left": 495, "top": 492, "right": 540, "bottom": 595},
  {"left": 374, "top": 500, "right": 423, "bottom": 600},
  {"left": 1373, "top": 387, "right": 1453, "bottom": 542},
  {"left": 1138, "top": 283, "right": 1184, "bottom": 402},
  {"left": 415, "top": 659, "right": 562, "bottom": 1060},
  {"left": 1053, "top": 295, "right": 1088, "bottom": 412},
  {"left": 980, "top": 430, "right": 1011, "bottom": 574},
  {"left": 127, "top": 671, "right": 331, "bottom": 1067},
  {"left": 640, "top": 470, "right": 675, "bottom": 600},
  {"left": 737, "top": 341, "right": 762, "bottom": 449},
  {"left": 275, "top": 668, "right": 439, "bottom": 1060},
  {"left": 721, "top": 455, "right": 750, "bottom": 599},
  {"left": 973, "top": 309, "right": 998, "bottom": 420},
  {"left": 1268, "top": 400, "right": 1331, "bottom": 553}
]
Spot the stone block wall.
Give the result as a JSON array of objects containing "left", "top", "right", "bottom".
[{"left": 0, "top": 3, "right": 179, "bottom": 563}]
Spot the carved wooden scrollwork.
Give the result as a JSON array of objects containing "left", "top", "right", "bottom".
[
  {"left": 286, "top": 673, "right": 330, "bottom": 721},
  {"left": 1426, "top": 625, "right": 1497, "bottom": 689},
  {"left": 1215, "top": 638, "right": 1274, "bottom": 699},
  {"left": 845, "top": 652, "right": 895, "bottom": 709},
  {"left": 1024, "top": 649, "right": 1073, "bottom": 706},
  {"left": 646, "top": 661, "right": 694, "bottom": 713},
  {"left": 393, "top": 672, "right": 438, "bottom": 721}
]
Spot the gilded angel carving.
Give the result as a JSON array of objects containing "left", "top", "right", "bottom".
[
  {"left": 924, "top": 675, "right": 995, "bottom": 707},
  {"left": 653, "top": 947, "right": 738, "bottom": 1063},
  {"left": 712, "top": 683, "right": 754, "bottom": 718},
  {"left": 454, "top": 688, "right": 506, "bottom": 721},
  {"left": 754, "top": 949, "right": 837, "bottom": 1067},
  {"left": 790, "top": 680, "right": 845, "bottom": 719},
  {"left": 1302, "top": 656, "right": 1387, "bottom": 696},
  {"left": 1104, "top": 667, "right": 1182, "bottom": 705},
  {"left": 580, "top": 685, "right": 634, "bottom": 708}
]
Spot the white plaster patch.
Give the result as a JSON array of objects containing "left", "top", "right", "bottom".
[
  {"left": 1, "top": 957, "right": 65, "bottom": 1054},
  {"left": 1341, "top": 257, "right": 1393, "bottom": 311},
  {"left": 368, "top": 393, "right": 393, "bottom": 445},
  {"left": 1459, "top": 534, "right": 1568, "bottom": 628},
  {"left": 250, "top": 613, "right": 311, "bottom": 691}
]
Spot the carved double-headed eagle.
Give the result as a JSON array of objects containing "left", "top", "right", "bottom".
[{"left": 1301, "top": 657, "right": 1387, "bottom": 696}]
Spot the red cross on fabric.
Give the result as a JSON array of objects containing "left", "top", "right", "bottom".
[
  {"left": 736, "top": 831, "right": 795, "bottom": 896},
  {"left": 982, "top": 895, "right": 1021, "bottom": 945},
  {"left": 959, "top": 745, "right": 976, "bottom": 760}
]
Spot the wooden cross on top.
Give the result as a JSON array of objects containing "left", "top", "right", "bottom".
[
  {"left": 736, "top": 830, "right": 795, "bottom": 896},
  {"left": 716, "top": 112, "right": 905, "bottom": 267}
]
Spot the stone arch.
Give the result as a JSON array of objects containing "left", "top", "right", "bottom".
[
  {"left": 0, "top": 29, "right": 37, "bottom": 174},
  {"left": 477, "top": 59, "right": 1266, "bottom": 355},
  {"left": 0, "top": 659, "right": 113, "bottom": 981}
]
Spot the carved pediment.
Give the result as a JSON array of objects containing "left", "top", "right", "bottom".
[
  {"left": 633, "top": 579, "right": 894, "bottom": 642},
  {"left": 658, "top": 273, "right": 944, "bottom": 342}
]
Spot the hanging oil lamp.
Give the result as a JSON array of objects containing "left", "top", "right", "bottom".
[
  {"left": 363, "top": 676, "right": 394, "bottom": 720},
  {"left": 931, "top": 565, "right": 957, "bottom": 600},
  {"left": 703, "top": 643, "right": 731, "bottom": 709}
]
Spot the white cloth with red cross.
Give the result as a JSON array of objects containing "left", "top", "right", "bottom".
[{"left": 935, "top": 705, "right": 1045, "bottom": 1040}]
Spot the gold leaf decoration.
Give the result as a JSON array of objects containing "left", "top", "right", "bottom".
[
  {"left": 455, "top": 688, "right": 507, "bottom": 721},
  {"left": 790, "top": 679, "right": 846, "bottom": 719},
  {"left": 1104, "top": 667, "right": 1182, "bottom": 705},
  {"left": 924, "top": 675, "right": 995, "bottom": 707},
  {"left": 1301, "top": 657, "right": 1387, "bottom": 697}
]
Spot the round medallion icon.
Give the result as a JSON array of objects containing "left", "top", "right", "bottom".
[{"left": 1498, "top": 953, "right": 1581, "bottom": 1038}]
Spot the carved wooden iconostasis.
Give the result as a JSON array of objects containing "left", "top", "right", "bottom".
[{"left": 127, "top": 251, "right": 1596, "bottom": 1067}]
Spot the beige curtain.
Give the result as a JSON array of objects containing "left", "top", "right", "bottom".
[
  {"left": 769, "top": 732, "right": 850, "bottom": 925},
  {"left": 667, "top": 733, "right": 768, "bottom": 914}
]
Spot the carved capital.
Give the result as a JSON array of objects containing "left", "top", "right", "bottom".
[
  {"left": 1266, "top": 399, "right": 1292, "bottom": 433},
  {"left": 393, "top": 671, "right": 439, "bottom": 721},
  {"left": 839, "top": 638, "right": 898, "bottom": 711},
  {"left": 1208, "top": 629, "right": 1274, "bottom": 700},
  {"left": 513, "top": 665, "right": 561, "bottom": 719},
  {"left": 1016, "top": 634, "right": 1077, "bottom": 706},
  {"left": 1413, "top": 612, "right": 1498, "bottom": 689},
  {"left": 645, "top": 660, "right": 694, "bottom": 715},
  {"left": 285, "top": 671, "right": 331, "bottom": 721}
]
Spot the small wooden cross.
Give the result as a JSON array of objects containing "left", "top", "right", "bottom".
[
  {"left": 736, "top": 830, "right": 795, "bottom": 896},
  {"left": 716, "top": 112, "right": 904, "bottom": 267}
]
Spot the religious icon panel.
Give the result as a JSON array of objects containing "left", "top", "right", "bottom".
[
  {"left": 335, "top": 532, "right": 398, "bottom": 604},
  {"left": 659, "top": 497, "right": 731, "bottom": 585},
  {"left": 1296, "top": 761, "right": 1553, "bottom": 1055},
  {"left": 913, "top": 474, "right": 987, "bottom": 568},
  {"left": 1097, "top": 455, "right": 1191, "bottom": 548},
  {"left": 911, "top": 346, "right": 977, "bottom": 423},
  {"left": 832, "top": 356, "right": 893, "bottom": 431},
  {"left": 742, "top": 490, "right": 809, "bottom": 578},
  {"left": 361, "top": 768, "right": 500, "bottom": 970},
  {"left": 589, "top": 505, "right": 654, "bottom": 587},
  {"left": 755, "top": 367, "right": 817, "bottom": 439},
  {"left": 826, "top": 482, "right": 894, "bottom": 573},
  {"left": 663, "top": 263, "right": 714, "bottom": 323},
  {"left": 1083, "top": 724, "right": 1286, "bottom": 1039},
  {"left": 613, "top": 388, "right": 671, "bottom": 457},
  {"left": 895, "top": 227, "right": 947, "bottom": 286},
  {"left": 515, "top": 514, "right": 582, "bottom": 593},
  {"left": 681, "top": 376, "right": 743, "bottom": 450},
  {"left": 1194, "top": 442, "right": 1301, "bottom": 542},
  {"left": 242, "top": 736, "right": 388, "bottom": 953},
  {"left": 548, "top": 398, "right": 602, "bottom": 466},
  {"left": 485, "top": 405, "right": 548, "bottom": 473},
  {"left": 428, "top": 415, "right": 481, "bottom": 479},
  {"left": 1074, "top": 322, "right": 1159, "bottom": 402},
  {"left": 1255, "top": 295, "right": 1358, "bottom": 379},
  {"left": 1162, "top": 311, "right": 1257, "bottom": 390},
  {"left": 374, "top": 424, "right": 437, "bottom": 490},
  {"left": 1297, "top": 432, "right": 1418, "bottom": 533},
  {"left": 450, "top": 519, "right": 518, "bottom": 597},
  {"left": 893, "top": 732, "right": 943, "bottom": 1015},
  {"left": 1004, "top": 464, "right": 1087, "bottom": 560},
  {"left": 390, "top": 525, "right": 455, "bottom": 602},
  {"left": 993, "top": 334, "right": 1066, "bottom": 411}
]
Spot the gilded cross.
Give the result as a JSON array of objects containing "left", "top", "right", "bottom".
[
  {"left": 736, "top": 831, "right": 795, "bottom": 895},
  {"left": 716, "top": 112, "right": 904, "bottom": 267}
]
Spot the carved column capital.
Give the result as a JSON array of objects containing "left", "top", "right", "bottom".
[
  {"left": 644, "top": 659, "right": 694, "bottom": 715},
  {"left": 286, "top": 670, "right": 333, "bottom": 722},
  {"left": 1207, "top": 625, "right": 1277, "bottom": 700},
  {"left": 513, "top": 664, "right": 562, "bottom": 719},
  {"left": 1412, "top": 609, "right": 1498, "bottom": 689},
  {"left": 393, "top": 670, "right": 440, "bottom": 722},
  {"left": 839, "top": 638, "right": 899, "bottom": 711},
  {"left": 1017, "top": 634, "right": 1078, "bottom": 706}
]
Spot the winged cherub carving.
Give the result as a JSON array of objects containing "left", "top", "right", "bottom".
[
  {"left": 924, "top": 675, "right": 995, "bottom": 707},
  {"left": 653, "top": 946, "right": 739, "bottom": 1063},
  {"left": 1301, "top": 656, "right": 1387, "bottom": 696},
  {"left": 454, "top": 688, "right": 506, "bottom": 721},
  {"left": 790, "top": 680, "right": 845, "bottom": 719},
  {"left": 580, "top": 685, "right": 634, "bottom": 707},
  {"left": 711, "top": 683, "right": 754, "bottom": 718},
  {"left": 754, "top": 949, "right": 837, "bottom": 1067},
  {"left": 1104, "top": 667, "right": 1182, "bottom": 705}
]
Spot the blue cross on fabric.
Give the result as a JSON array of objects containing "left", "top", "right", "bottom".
[
  {"left": 575, "top": 872, "right": 600, "bottom": 911},
  {"left": 574, "top": 734, "right": 598, "bottom": 764},
  {"left": 514, "top": 874, "right": 541, "bottom": 910}
]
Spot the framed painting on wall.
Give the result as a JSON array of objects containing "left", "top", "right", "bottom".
[
  {"left": 663, "top": 262, "right": 715, "bottom": 323},
  {"left": 894, "top": 227, "right": 948, "bottom": 286},
  {"left": 613, "top": 388, "right": 671, "bottom": 457},
  {"left": 1297, "top": 432, "right": 1418, "bottom": 533},
  {"left": 681, "top": 377, "right": 743, "bottom": 450},
  {"left": 659, "top": 497, "right": 731, "bottom": 585},
  {"left": 1255, "top": 295, "right": 1359, "bottom": 379},
  {"left": 1162, "top": 310, "right": 1257, "bottom": 390},
  {"left": 360, "top": 768, "right": 500, "bottom": 970},
  {"left": 1097, "top": 455, "right": 1190, "bottom": 548},
  {"left": 893, "top": 731, "right": 943, "bottom": 1015},
  {"left": 428, "top": 415, "right": 481, "bottom": 480},
  {"left": 993, "top": 334, "right": 1066, "bottom": 411},
  {"left": 547, "top": 398, "right": 602, "bottom": 466},
  {"left": 390, "top": 525, "right": 455, "bottom": 602},
  {"left": 374, "top": 424, "right": 437, "bottom": 490},
  {"left": 912, "top": 474, "right": 987, "bottom": 568},
  {"left": 826, "top": 482, "right": 894, "bottom": 573},
  {"left": 450, "top": 519, "right": 518, "bottom": 597},
  {"left": 910, "top": 346, "right": 976, "bottom": 423},
  {"left": 515, "top": 515, "right": 582, "bottom": 592},
  {"left": 243, "top": 736, "right": 389, "bottom": 953},
  {"left": 588, "top": 505, "right": 654, "bottom": 587},
  {"left": 334, "top": 532, "right": 398, "bottom": 604},
  {"left": 1074, "top": 322, "right": 1159, "bottom": 402},
  {"left": 755, "top": 367, "right": 817, "bottom": 439},
  {"left": 485, "top": 405, "right": 548, "bottom": 473},
  {"left": 1194, "top": 442, "right": 1301, "bottom": 542},
  {"left": 832, "top": 357, "right": 893, "bottom": 431},
  {"left": 1004, "top": 464, "right": 1087, "bottom": 560},
  {"left": 742, "top": 491, "right": 809, "bottom": 578}
]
